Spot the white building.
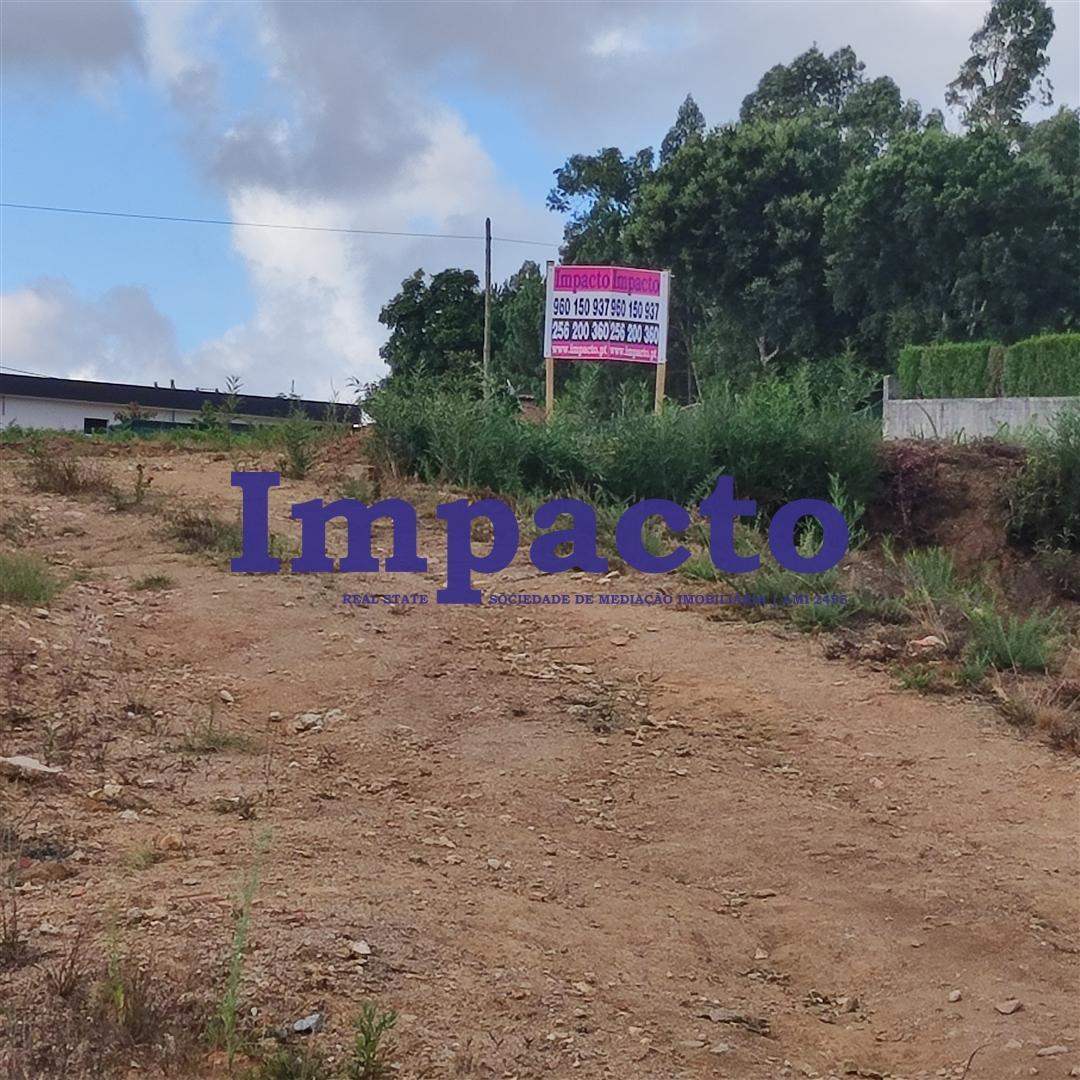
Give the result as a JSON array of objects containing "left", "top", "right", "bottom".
[{"left": 0, "top": 373, "right": 355, "bottom": 433}]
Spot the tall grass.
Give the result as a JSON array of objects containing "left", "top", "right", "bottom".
[
  {"left": 1008, "top": 406, "right": 1080, "bottom": 551},
  {"left": 365, "top": 367, "right": 881, "bottom": 510},
  {"left": 209, "top": 831, "right": 271, "bottom": 1067},
  {"left": 965, "top": 609, "right": 1060, "bottom": 672},
  {"left": 20, "top": 447, "right": 115, "bottom": 496},
  {"left": 0, "top": 552, "right": 61, "bottom": 605}
]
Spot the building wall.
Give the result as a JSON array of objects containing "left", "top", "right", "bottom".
[
  {"left": 882, "top": 377, "right": 1078, "bottom": 440},
  {"left": 0, "top": 394, "right": 291, "bottom": 432}
]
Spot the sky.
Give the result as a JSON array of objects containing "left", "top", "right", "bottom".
[{"left": 2, "top": 0, "right": 1077, "bottom": 400}]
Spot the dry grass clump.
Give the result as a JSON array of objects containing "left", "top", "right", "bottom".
[
  {"left": 21, "top": 450, "right": 115, "bottom": 497},
  {"left": 996, "top": 677, "right": 1080, "bottom": 752}
]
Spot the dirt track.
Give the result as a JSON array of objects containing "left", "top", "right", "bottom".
[{"left": 2, "top": 450, "right": 1078, "bottom": 1079}]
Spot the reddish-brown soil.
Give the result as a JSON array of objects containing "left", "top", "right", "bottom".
[{"left": 2, "top": 447, "right": 1077, "bottom": 1080}]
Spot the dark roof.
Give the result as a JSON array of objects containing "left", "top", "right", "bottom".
[{"left": 0, "top": 373, "right": 357, "bottom": 422}]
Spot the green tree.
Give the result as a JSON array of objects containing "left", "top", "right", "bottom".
[
  {"left": 825, "top": 126, "right": 1078, "bottom": 359},
  {"left": 378, "top": 268, "right": 484, "bottom": 377},
  {"left": 660, "top": 94, "right": 706, "bottom": 163},
  {"left": 740, "top": 45, "right": 866, "bottom": 121},
  {"left": 1020, "top": 106, "right": 1080, "bottom": 184},
  {"left": 546, "top": 146, "right": 654, "bottom": 263},
  {"left": 946, "top": 0, "right": 1055, "bottom": 130},
  {"left": 627, "top": 116, "right": 848, "bottom": 371},
  {"left": 741, "top": 44, "right": 919, "bottom": 160},
  {"left": 492, "top": 260, "right": 545, "bottom": 391}
]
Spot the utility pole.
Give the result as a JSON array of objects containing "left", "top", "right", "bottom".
[{"left": 483, "top": 216, "right": 492, "bottom": 399}]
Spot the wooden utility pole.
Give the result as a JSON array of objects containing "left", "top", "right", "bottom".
[{"left": 483, "top": 217, "right": 492, "bottom": 398}]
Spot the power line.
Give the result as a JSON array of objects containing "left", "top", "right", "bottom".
[
  {"left": 0, "top": 365, "right": 50, "bottom": 377},
  {"left": 0, "top": 200, "right": 559, "bottom": 249}
]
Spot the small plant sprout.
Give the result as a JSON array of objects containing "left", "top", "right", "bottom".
[{"left": 346, "top": 1001, "right": 398, "bottom": 1079}]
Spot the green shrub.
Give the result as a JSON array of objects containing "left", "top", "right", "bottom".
[
  {"left": 902, "top": 547, "right": 958, "bottom": 602},
  {"left": 986, "top": 345, "right": 1006, "bottom": 397},
  {"left": 1003, "top": 333, "right": 1080, "bottom": 396},
  {"left": 965, "top": 609, "right": 1059, "bottom": 672},
  {"left": 0, "top": 552, "right": 61, "bottom": 605},
  {"left": 366, "top": 367, "right": 881, "bottom": 512},
  {"left": 133, "top": 573, "right": 174, "bottom": 591},
  {"left": 898, "top": 664, "right": 937, "bottom": 692},
  {"left": 276, "top": 411, "right": 316, "bottom": 480},
  {"left": 1007, "top": 406, "right": 1080, "bottom": 550},
  {"left": 897, "top": 346, "right": 922, "bottom": 398},
  {"left": 896, "top": 342, "right": 996, "bottom": 398}
]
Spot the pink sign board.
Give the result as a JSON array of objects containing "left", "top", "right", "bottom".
[{"left": 543, "top": 264, "right": 670, "bottom": 365}]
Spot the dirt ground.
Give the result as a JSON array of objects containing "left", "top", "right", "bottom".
[{"left": 1, "top": 447, "right": 1077, "bottom": 1080}]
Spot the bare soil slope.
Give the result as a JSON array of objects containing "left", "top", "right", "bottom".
[{"left": 2, "top": 448, "right": 1077, "bottom": 1080}]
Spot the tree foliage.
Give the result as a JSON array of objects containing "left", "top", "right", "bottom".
[
  {"left": 627, "top": 117, "right": 847, "bottom": 369},
  {"left": 660, "top": 94, "right": 706, "bottom": 163},
  {"left": 378, "top": 268, "right": 485, "bottom": 379},
  {"left": 946, "top": 0, "right": 1055, "bottom": 130},
  {"left": 379, "top": 5, "right": 1075, "bottom": 394},
  {"left": 825, "top": 126, "right": 1078, "bottom": 357},
  {"left": 546, "top": 146, "right": 654, "bottom": 263},
  {"left": 379, "top": 262, "right": 546, "bottom": 390}
]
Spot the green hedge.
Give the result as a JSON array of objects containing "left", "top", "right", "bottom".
[
  {"left": 897, "top": 341, "right": 997, "bottom": 398},
  {"left": 1002, "top": 333, "right": 1080, "bottom": 396},
  {"left": 898, "top": 333, "right": 1080, "bottom": 398}
]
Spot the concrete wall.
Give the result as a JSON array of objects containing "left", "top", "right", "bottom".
[{"left": 882, "top": 377, "right": 1078, "bottom": 440}]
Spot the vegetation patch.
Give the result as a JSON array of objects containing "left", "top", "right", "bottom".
[
  {"left": 20, "top": 448, "right": 115, "bottom": 497},
  {"left": 1008, "top": 406, "right": 1080, "bottom": 552},
  {"left": 132, "top": 572, "right": 175, "bottom": 591},
  {"left": 0, "top": 551, "right": 62, "bottom": 606},
  {"left": 163, "top": 508, "right": 245, "bottom": 557}
]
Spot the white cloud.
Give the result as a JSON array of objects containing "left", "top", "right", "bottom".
[
  {"left": 184, "top": 107, "right": 557, "bottom": 395},
  {"left": 588, "top": 27, "right": 647, "bottom": 59},
  {"left": 5, "top": 0, "right": 1077, "bottom": 399},
  {"left": 137, "top": 0, "right": 202, "bottom": 84},
  {"left": 0, "top": 279, "right": 178, "bottom": 383}
]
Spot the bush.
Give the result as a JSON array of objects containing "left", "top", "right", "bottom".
[
  {"left": 163, "top": 509, "right": 244, "bottom": 556},
  {"left": 965, "top": 609, "right": 1059, "bottom": 672},
  {"left": 1007, "top": 406, "right": 1080, "bottom": 550},
  {"left": 247, "top": 1048, "right": 332, "bottom": 1080},
  {"left": 1003, "top": 333, "right": 1080, "bottom": 396},
  {"left": 899, "top": 333, "right": 1080, "bottom": 398},
  {"left": 21, "top": 448, "right": 115, "bottom": 496},
  {"left": 133, "top": 573, "right": 174, "bottom": 591},
  {"left": 346, "top": 1001, "right": 397, "bottom": 1080},
  {"left": 0, "top": 552, "right": 61, "bottom": 605},
  {"left": 365, "top": 367, "right": 881, "bottom": 511},
  {"left": 902, "top": 547, "right": 958, "bottom": 602},
  {"left": 896, "top": 341, "right": 996, "bottom": 398},
  {"left": 276, "top": 410, "right": 316, "bottom": 479}
]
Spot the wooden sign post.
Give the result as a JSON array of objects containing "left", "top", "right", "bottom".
[
  {"left": 654, "top": 362, "right": 666, "bottom": 414},
  {"left": 545, "top": 356, "right": 555, "bottom": 420}
]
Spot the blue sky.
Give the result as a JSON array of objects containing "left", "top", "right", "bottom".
[
  {"left": 2, "top": 0, "right": 1077, "bottom": 396},
  {"left": 3, "top": 75, "right": 253, "bottom": 352}
]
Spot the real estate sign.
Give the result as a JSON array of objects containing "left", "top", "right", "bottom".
[{"left": 543, "top": 264, "right": 670, "bottom": 365}]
